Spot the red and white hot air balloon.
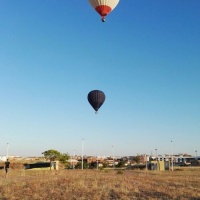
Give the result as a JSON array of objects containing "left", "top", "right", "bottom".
[{"left": 88, "top": 0, "right": 120, "bottom": 22}]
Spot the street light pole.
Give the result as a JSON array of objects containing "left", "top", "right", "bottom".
[
  {"left": 195, "top": 150, "right": 197, "bottom": 159},
  {"left": 73, "top": 150, "right": 76, "bottom": 169},
  {"left": 171, "top": 141, "right": 173, "bottom": 171},
  {"left": 155, "top": 149, "right": 157, "bottom": 160},
  {"left": 70, "top": 151, "right": 72, "bottom": 168},
  {"left": 6, "top": 143, "right": 9, "bottom": 159},
  {"left": 145, "top": 154, "right": 148, "bottom": 171},
  {"left": 82, "top": 139, "right": 84, "bottom": 170},
  {"left": 112, "top": 146, "right": 114, "bottom": 170},
  {"left": 155, "top": 148, "right": 158, "bottom": 171},
  {"left": 96, "top": 154, "right": 98, "bottom": 170}
]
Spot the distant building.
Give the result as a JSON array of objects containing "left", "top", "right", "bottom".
[
  {"left": 0, "top": 156, "right": 7, "bottom": 162},
  {"left": 148, "top": 153, "right": 196, "bottom": 166}
]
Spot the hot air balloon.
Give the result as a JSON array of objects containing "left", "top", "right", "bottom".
[
  {"left": 88, "top": 0, "right": 120, "bottom": 22},
  {"left": 87, "top": 90, "right": 106, "bottom": 113}
]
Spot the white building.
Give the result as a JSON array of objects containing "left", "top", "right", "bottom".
[{"left": 0, "top": 156, "right": 7, "bottom": 162}]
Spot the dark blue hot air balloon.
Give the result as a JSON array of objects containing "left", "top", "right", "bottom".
[{"left": 87, "top": 90, "right": 105, "bottom": 113}]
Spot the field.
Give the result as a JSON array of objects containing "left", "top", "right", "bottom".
[{"left": 0, "top": 167, "right": 200, "bottom": 200}]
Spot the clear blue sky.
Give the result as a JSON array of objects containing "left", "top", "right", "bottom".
[{"left": 0, "top": 0, "right": 199, "bottom": 157}]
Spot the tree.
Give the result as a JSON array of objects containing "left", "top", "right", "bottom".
[
  {"left": 75, "top": 161, "right": 88, "bottom": 169},
  {"left": 102, "top": 161, "right": 109, "bottom": 168},
  {"left": 133, "top": 156, "right": 141, "bottom": 164},
  {"left": 59, "top": 153, "right": 70, "bottom": 164},
  {"left": 42, "top": 149, "right": 70, "bottom": 170},
  {"left": 42, "top": 149, "right": 61, "bottom": 170},
  {"left": 42, "top": 149, "right": 61, "bottom": 159},
  {"left": 117, "top": 160, "right": 126, "bottom": 168}
]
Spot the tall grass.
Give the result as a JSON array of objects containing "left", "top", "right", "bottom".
[{"left": 0, "top": 167, "right": 200, "bottom": 199}]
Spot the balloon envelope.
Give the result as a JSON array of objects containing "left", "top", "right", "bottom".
[
  {"left": 88, "top": 0, "right": 120, "bottom": 21},
  {"left": 87, "top": 90, "right": 106, "bottom": 112}
]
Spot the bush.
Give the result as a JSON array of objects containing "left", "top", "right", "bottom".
[{"left": 116, "top": 170, "right": 123, "bottom": 175}]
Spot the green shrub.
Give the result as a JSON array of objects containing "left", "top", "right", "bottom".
[{"left": 116, "top": 170, "right": 123, "bottom": 175}]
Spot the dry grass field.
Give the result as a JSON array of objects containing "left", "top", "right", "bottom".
[{"left": 0, "top": 167, "right": 200, "bottom": 200}]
